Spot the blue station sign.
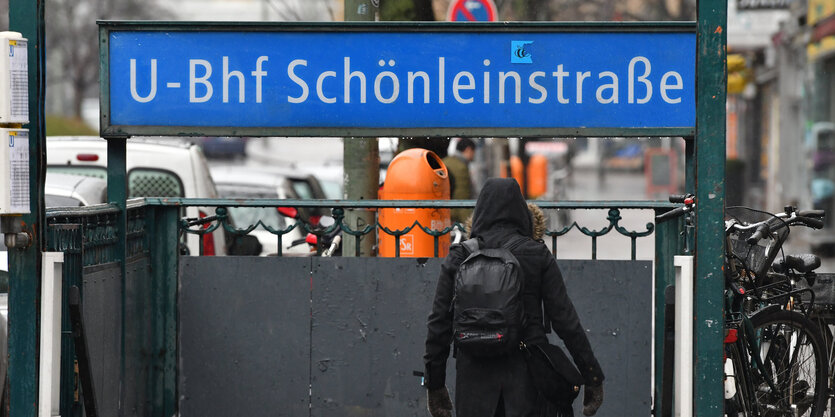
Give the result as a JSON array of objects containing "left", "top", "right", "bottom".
[{"left": 99, "top": 22, "right": 697, "bottom": 137}]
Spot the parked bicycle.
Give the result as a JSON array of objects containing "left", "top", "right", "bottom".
[{"left": 658, "top": 198, "right": 829, "bottom": 417}]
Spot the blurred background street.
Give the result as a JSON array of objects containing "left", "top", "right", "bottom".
[{"left": 0, "top": 0, "right": 831, "bottom": 268}]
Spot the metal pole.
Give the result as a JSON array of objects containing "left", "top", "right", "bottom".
[
  {"left": 653, "top": 213, "right": 681, "bottom": 417},
  {"left": 8, "top": 1, "right": 45, "bottom": 416},
  {"left": 343, "top": 0, "right": 379, "bottom": 257},
  {"left": 694, "top": 0, "right": 727, "bottom": 415},
  {"left": 105, "top": 137, "right": 128, "bottom": 414}
]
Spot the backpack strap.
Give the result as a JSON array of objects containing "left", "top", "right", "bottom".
[
  {"left": 462, "top": 235, "right": 528, "bottom": 254},
  {"left": 461, "top": 238, "right": 480, "bottom": 255},
  {"left": 501, "top": 234, "right": 529, "bottom": 252}
]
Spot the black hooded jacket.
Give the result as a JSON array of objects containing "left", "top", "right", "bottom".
[{"left": 424, "top": 178, "right": 604, "bottom": 417}]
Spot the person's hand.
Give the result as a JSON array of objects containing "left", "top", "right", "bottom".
[
  {"left": 583, "top": 383, "right": 603, "bottom": 416},
  {"left": 427, "top": 386, "right": 453, "bottom": 417}
]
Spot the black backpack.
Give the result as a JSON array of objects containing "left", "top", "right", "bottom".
[{"left": 451, "top": 236, "right": 526, "bottom": 357}]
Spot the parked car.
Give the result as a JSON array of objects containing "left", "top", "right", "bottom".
[
  {"left": 210, "top": 165, "right": 319, "bottom": 256},
  {"left": 44, "top": 172, "right": 108, "bottom": 208},
  {"left": 200, "top": 136, "right": 249, "bottom": 159},
  {"left": 46, "top": 136, "right": 226, "bottom": 256}
]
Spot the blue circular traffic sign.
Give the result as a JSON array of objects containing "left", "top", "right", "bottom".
[{"left": 447, "top": 0, "right": 498, "bottom": 22}]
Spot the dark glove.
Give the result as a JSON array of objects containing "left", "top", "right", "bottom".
[
  {"left": 427, "top": 386, "right": 453, "bottom": 417},
  {"left": 583, "top": 384, "right": 603, "bottom": 416}
]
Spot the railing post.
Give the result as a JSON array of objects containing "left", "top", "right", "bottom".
[
  {"left": 105, "top": 137, "right": 128, "bottom": 411},
  {"left": 654, "top": 213, "right": 683, "bottom": 416},
  {"left": 148, "top": 205, "right": 180, "bottom": 416},
  {"left": 694, "top": 0, "right": 727, "bottom": 415}
]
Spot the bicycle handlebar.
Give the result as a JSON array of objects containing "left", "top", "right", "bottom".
[
  {"left": 739, "top": 212, "right": 825, "bottom": 244},
  {"left": 797, "top": 210, "right": 826, "bottom": 219},
  {"left": 746, "top": 223, "right": 770, "bottom": 245},
  {"left": 656, "top": 194, "right": 695, "bottom": 223},
  {"left": 668, "top": 194, "right": 691, "bottom": 204},
  {"left": 796, "top": 216, "right": 825, "bottom": 229},
  {"left": 656, "top": 206, "right": 688, "bottom": 223}
]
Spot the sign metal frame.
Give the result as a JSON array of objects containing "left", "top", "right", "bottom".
[{"left": 98, "top": 21, "right": 697, "bottom": 139}]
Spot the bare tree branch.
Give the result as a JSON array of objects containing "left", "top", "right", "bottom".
[{"left": 46, "top": 0, "right": 171, "bottom": 117}]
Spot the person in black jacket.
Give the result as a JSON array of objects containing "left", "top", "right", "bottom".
[{"left": 424, "top": 178, "right": 604, "bottom": 417}]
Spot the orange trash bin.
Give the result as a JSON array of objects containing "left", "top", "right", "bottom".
[
  {"left": 527, "top": 154, "right": 548, "bottom": 198},
  {"left": 379, "top": 149, "right": 451, "bottom": 257}
]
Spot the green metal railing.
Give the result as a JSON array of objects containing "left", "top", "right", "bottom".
[
  {"left": 43, "top": 198, "right": 685, "bottom": 417},
  {"left": 146, "top": 198, "right": 680, "bottom": 259},
  {"left": 47, "top": 202, "right": 149, "bottom": 266},
  {"left": 45, "top": 201, "right": 149, "bottom": 417}
]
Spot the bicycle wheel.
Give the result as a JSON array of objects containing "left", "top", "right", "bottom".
[
  {"left": 748, "top": 309, "right": 828, "bottom": 417},
  {"left": 726, "top": 339, "right": 758, "bottom": 416}
]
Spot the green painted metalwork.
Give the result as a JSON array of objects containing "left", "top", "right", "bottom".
[
  {"left": 148, "top": 206, "right": 179, "bottom": 416},
  {"left": 98, "top": 20, "right": 697, "bottom": 31},
  {"left": 45, "top": 201, "right": 150, "bottom": 417},
  {"left": 170, "top": 199, "right": 673, "bottom": 260},
  {"left": 7, "top": 2, "right": 44, "bottom": 416},
  {"left": 544, "top": 208, "right": 655, "bottom": 260},
  {"left": 695, "top": 0, "right": 727, "bottom": 415},
  {"left": 652, "top": 212, "right": 684, "bottom": 416},
  {"left": 143, "top": 197, "right": 679, "bottom": 210},
  {"left": 105, "top": 137, "right": 129, "bottom": 412}
]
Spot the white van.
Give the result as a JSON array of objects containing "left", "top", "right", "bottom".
[{"left": 46, "top": 136, "right": 226, "bottom": 256}]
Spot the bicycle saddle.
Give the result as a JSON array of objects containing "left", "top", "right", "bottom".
[{"left": 772, "top": 254, "right": 822, "bottom": 274}]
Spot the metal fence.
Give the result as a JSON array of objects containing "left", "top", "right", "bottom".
[
  {"left": 44, "top": 198, "right": 684, "bottom": 417},
  {"left": 154, "top": 198, "right": 679, "bottom": 259}
]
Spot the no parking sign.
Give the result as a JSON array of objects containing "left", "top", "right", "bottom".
[{"left": 447, "top": 0, "right": 498, "bottom": 22}]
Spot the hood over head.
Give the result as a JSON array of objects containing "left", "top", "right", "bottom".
[
  {"left": 470, "top": 178, "right": 532, "bottom": 247},
  {"left": 464, "top": 202, "right": 546, "bottom": 241}
]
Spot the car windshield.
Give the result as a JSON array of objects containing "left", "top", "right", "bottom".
[
  {"left": 290, "top": 180, "right": 314, "bottom": 199},
  {"left": 47, "top": 166, "right": 107, "bottom": 180},
  {"left": 227, "top": 206, "right": 286, "bottom": 230}
]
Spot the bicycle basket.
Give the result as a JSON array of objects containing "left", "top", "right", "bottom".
[{"left": 725, "top": 207, "right": 790, "bottom": 280}]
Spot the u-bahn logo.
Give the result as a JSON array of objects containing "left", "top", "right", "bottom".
[{"left": 511, "top": 41, "right": 533, "bottom": 64}]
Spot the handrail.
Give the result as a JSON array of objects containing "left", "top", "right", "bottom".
[{"left": 142, "top": 197, "right": 681, "bottom": 210}]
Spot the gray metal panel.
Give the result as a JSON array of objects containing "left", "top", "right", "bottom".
[
  {"left": 123, "top": 255, "right": 151, "bottom": 417},
  {"left": 310, "top": 258, "right": 448, "bottom": 417},
  {"left": 178, "top": 256, "right": 312, "bottom": 417},
  {"left": 82, "top": 261, "right": 123, "bottom": 417},
  {"left": 556, "top": 260, "right": 653, "bottom": 417},
  {"left": 177, "top": 257, "right": 651, "bottom": 417}
]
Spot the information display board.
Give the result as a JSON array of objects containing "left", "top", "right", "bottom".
[
  {"left": 645, "top": 148, "right": 678, "bottom": 196},
  {"left": 100, "top": 22, "right": 696, "bottom": 138}
]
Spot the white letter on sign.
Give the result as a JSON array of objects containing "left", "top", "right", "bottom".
[
  {"left": 660, "top": 71, "right": 684, "bottom": 104},
  {"left": 223, "top": 57, "right": 246, "bottom": 103},
  {"left": 130, "top": 59, "right": 157, "bottom": 103},
  {"left": 287, "top": 59, "right": 309, "bottom": 103},
  {"left": 628, "top": 56, "right": 652, "bottom": 104},
  {"left": 251, "top": 56, "right": 268, "bottom": 103},
  {"left": 189, "top": 59, "right": 213, "bottom": 103}
]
